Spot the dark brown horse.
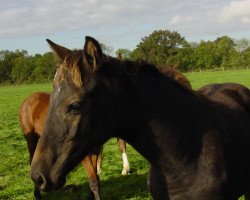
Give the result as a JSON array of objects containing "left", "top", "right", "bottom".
[
  {"left": 19, "top": 92, "right": 130, "bottom": 199},
  {"left": 20, "top": 64, "right": 190, "bottom": 200},
  {"left": 30, "top": 36, "right": 250, "bottom": 199}
]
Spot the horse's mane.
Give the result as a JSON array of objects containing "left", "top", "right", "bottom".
[
  {"left": 120, "top": 59, "right": 161, "bottom": 77},
  {"left": 54, "top": 50, "right": 191, "bottom": 95},
  {"left": 54, "top": 50, "right": 84, "bottom": 87},
  {"left": 115, "top": 59, "right": 193, "bottom": 96}
]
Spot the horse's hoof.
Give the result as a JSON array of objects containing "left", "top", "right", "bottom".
[{"left": 122, "top": 167, "right": 130, "bottom": 175}]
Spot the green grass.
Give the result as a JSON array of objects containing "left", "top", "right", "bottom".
[
  {"left": 186, "top": 69, "right": 250, "bottom": 89},
  {"left": 0, "top": 70, "right": 249, "bottom": 199}
]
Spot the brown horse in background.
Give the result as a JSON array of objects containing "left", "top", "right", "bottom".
[{"left": 159, "top": 67, "right": 192, "bottom": 90}]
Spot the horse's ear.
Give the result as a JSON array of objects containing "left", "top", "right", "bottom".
[
  {"left": 117, "top": 53, "right": 123, "bottom": 60},
  {"left": 83, "top": 36, "right": 103, "bottom": 71},
  {"left": 46, "top": 39, "right": 72, "bottom": 61}
]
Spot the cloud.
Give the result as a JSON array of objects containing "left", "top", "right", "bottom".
[
  {"left": 169, "top": 15, "right": 194, "bottom": 25},
  {"left": 218, "top": 0, "right": 250, "bottom": 24},
  {"left": 0, "top": 0, "right": 250, "bottom": 53},
  {"left": 0, "top": 0, "right": 173, "bottom": 38},
  {"left": 242, "top": 17, "right": 250, "bottom": 23},
  {"left": 0, "top": 0, "right": 230, "bottom": 39}
]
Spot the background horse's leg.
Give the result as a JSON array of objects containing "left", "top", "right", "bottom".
[
  {"left": 117, "top": 138, "right": 130, "bottom": 175},
  {"left": 147, "top": 165, "right": 170, "bottom": 200},
  {"left": 82, "top": 153, "right": 101, "bottom": 200},
  {"left": 96, "top": 147, "right": 103, "bottom": 175},
  {"left": 24, "top": 133, "right": 41, "bottom": 200}
]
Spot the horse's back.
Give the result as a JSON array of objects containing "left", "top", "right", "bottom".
[
  {"left": 198, "top": 83, "right": 250, "bottom": 196},
  {"left": 160, "top": 67, "right": 192, "bottom": 89},
  {"left": 19, "top": 92, "right": 50, "bottom": 135},
  {"left": 198, "top": 83, "right": 250, "bottom": 114}
]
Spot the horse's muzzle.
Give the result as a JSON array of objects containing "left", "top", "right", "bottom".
[{"left": 30, "top": 171, "right": 51, "bottom": 192}]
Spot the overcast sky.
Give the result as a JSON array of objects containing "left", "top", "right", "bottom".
[{"left": 0, "top": 0, "right": 250, "bottom": 54}]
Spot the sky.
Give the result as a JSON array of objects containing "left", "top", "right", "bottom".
[{"left": 0, "top": 0, "right": 250, "bottom": 55}]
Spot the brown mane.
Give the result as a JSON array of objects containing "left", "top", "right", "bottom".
[{"left": 54, "top": 50, "right": 83, "bottom": 87}]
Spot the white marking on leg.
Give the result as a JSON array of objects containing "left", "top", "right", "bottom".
[
  {"left": 97, "top": 159, "right": 102, "bottom": 175},
  {"left": 97, "top": 151, "right": 102, "bottom": 175},
  {"left": 122, "top": 152, "right": 130, "bottom": 175}
]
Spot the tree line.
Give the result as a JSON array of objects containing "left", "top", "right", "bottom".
[
  {"left": 117, "top": 30, "right": 250, "bottom": 72},
  {"left": 0, "top": 30, "right": 250, "bottom": 84},
  {"left": 0, "top": 50, "right": 56, "bottom": 84}
]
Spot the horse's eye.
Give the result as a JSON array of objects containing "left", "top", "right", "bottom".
[{"left": 68, "top": 102, "right": 81, "bottom": 114}]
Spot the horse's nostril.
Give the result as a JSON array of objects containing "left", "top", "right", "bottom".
[{"left": 36, "top": 173, "right": 47, "bottom": 191}]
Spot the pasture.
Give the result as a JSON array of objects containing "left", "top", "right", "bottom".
[{"left": 0, "top": 69, "right": 249, "bottom": 200}]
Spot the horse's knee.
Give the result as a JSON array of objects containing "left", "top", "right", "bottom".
[{"left": 117, "top": 138, "right": 126, "bottom": 153}]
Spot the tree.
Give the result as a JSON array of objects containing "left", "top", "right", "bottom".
[
  {"left": 131, "top": 30, "right": 187, "bottom": 66},
  {"left": 32, "top": 52, "right": 57, "bottom": 82},
  {"left": 0, "top": 50, "right": 28, "bottom": 83},
  {"left": 193, "top": 40, "right": 217, "bottom": 70},
  {"left": 170, "top": 45, "right": 195, "bottom": 71},
  {"left": 11, "top": 56, "right": 33, "bottom": 83},
  {"left": 214, "top": 36, "right": 236, "bottom": 68},
  {"left": 235, "top": 38, "right": 250, "bottom": 52}
]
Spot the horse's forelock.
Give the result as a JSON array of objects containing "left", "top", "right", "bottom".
[{"left": 54, "top": 50, "right": 84, "bottom": 88}]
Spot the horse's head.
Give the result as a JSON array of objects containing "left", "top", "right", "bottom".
[{"left": 30, "top": 36, "right": 127, "bottom": 191}]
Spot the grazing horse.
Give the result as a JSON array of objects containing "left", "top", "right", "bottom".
[{"left": 30, "top": 36, "right": 250, "bottom": 200}]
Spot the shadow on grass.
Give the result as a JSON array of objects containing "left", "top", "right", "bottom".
[{"left": 42, "top": 172, "right": 150, "bottom": 200}]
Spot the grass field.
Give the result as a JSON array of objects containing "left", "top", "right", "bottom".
[{"left": 0, "top": 69, "right": 249, "bottom": 200}]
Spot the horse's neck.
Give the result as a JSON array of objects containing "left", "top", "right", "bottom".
[{"left": 119, "top": 70, "right": 206, "bottom": 165}]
